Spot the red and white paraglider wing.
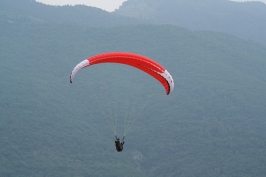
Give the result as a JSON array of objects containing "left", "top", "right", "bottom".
[
  {"left": 70, "top": 52, "right": 174, "bottom": 95},
  {"left": 70, "top": 59, "right": 90, "bottom": 83}
]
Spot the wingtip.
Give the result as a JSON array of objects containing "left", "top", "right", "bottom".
[{"left": 70, "top": 75, "right": 72, "bottom": 83}]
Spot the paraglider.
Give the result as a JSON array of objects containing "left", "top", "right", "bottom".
[
  {"left": 70, "top": 52, "right": 174, "bottom": 152},
  {"left": 114, "top": 136, "right": 125, "bottom": 152}
]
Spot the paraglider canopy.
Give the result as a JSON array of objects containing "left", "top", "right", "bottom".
[{"left": 70, "top": 52, "right": 174, "bottom": 95}]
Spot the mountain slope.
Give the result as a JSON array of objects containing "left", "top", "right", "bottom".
[
  {"left": 0, "top": 0, "right": 146, "bottom": 26},
  {"left": 1, "top": 19, "right": 266, "bottom": 176},
  {"left": 115, "top": 0, "right": 266, "bottom": 45}
]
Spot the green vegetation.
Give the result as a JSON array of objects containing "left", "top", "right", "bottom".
[{"left": 1, "top": 1, "right": 266, "bottom": 177}]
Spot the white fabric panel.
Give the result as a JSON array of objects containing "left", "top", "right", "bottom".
[
  {"left": 70, "top": 59, "right": 90, "bottom": 83},
  {"left": 160, "top": 70, "right": 174, "bottom": 94}
]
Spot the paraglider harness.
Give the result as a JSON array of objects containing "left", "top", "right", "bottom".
[{"left": 114, "top": 136, "right": 125, "bottom": 152}]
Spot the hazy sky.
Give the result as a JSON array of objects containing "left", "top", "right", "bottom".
[
  {"left": 36, "top": 0, "right": 266, "bottom": 12},
  {"left": 36, "top": 0, "right": 127, "bottom": 12},
  {"left": 233, "top": 0, "right": 266, "bottom": 2}
]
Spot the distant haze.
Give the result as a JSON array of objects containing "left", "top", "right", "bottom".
[
  {"left": 36, "top": 0, "right": 266, "bottom": 12},
  {"left": 232, "top": 0, "right": 266, "bottom": 3},
  {"left": 36, "top": 0, "right": 127, "bottom": 12}
]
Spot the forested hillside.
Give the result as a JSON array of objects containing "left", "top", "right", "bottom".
[
  {"left": 1, "top": 1, "right": 266, "bottom": 177},
  {"left": 115, "top": 0, "right": 266, "bottom": 46},
  {"left": 0, "top": 0, "right": 146, "bottom": 26}
]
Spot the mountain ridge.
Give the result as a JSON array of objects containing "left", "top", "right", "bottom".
[{"left": 115, "top": 0, "right": 266, "bottom": 45}]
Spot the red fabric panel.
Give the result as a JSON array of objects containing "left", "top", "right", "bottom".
[{"left": 87, "top": 52, "right": 170, "bottom": 94}]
